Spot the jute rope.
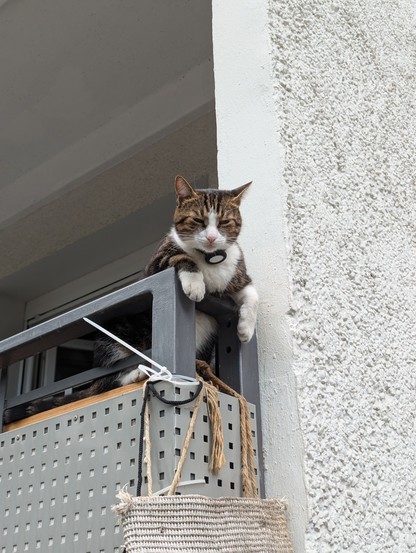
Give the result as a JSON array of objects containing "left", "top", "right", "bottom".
[
  {"left": 196, "top": 360, "right": 258, "bottom": 498},
  {"left": 197, "top": 377, "right": 226, "bottom": 474},
  {"left": 143, "top": 380, "right": 226, "bottom": 496},
  {"left": 166, "top": 387, "right": 204, "bottom": 495},
  {"left": 143, "top": 391, "right": 153, "bottom": 495}
]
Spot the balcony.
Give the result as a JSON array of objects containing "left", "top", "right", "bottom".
[{"left": 0, "top": 268, "right": 262, "bottom": 552}]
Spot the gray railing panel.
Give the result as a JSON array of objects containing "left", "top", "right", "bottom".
[
  {"left": 151, "top": 269, "right": 196, "bottom": 377},
  {"left": 0, "top": 268, "right": 262, "bottom": 495},
  {"left": 0, "top": 385, "right": 260, "bottom": 553}
]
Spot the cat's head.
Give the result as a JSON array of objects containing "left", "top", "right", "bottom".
[{"left": 173, "top": 175, "right": 251, "bottom": 252}]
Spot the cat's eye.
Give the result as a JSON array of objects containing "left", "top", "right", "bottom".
[
  {"left": 192, "top": 217, "right": 204, "bottom": 225},
  {"left": 219, "top": 219, "right": 231, "bottom": 226}
]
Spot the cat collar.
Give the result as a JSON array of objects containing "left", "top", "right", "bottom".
[{"left": 196, "top": 249, "right": 227, "bottom": 264}]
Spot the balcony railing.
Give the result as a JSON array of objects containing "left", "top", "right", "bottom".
[
  {"left": 0, "top": 268, "right": 261, "bottom": 433},
  {"left": 0, "top": 268, "right": 263, "bottom": 552}
]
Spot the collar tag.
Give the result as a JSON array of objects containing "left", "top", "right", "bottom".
[{"left": 198, "top": 249, "right": 227, "bottom": 264}]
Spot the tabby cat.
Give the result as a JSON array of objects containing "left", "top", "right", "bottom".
[
  {"left": 4, "top": 176, "right": 258, "bottom": 423},
  {"left": 97, "top": 175, "right": 259, "bottom": 379}
]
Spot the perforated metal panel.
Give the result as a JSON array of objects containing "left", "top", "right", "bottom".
[
  {"left": 142, "top": 382, "right": 259, "bottom": 497},
  {"left": 0, "top": 385, "right": 259, "bottom": 553}
]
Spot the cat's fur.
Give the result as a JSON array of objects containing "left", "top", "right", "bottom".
[
  {"left": 95, "top": 176, "right": 258, "bottom": 383},
  {"left": 4, "top": 176, "right": 258, "bottom": 424},
  {"left": 146, "top": 176, "right": 258, "bottom": 338}
]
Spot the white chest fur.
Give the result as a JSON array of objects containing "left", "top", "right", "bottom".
[
  {"left": 170, "top": 229, "right": 258, "bottom": 344},
  {"left": 170, "top": 229, "right": 241, "bottom": 294}
]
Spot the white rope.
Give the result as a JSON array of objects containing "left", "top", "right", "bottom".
[
  {"left": 83, "top": 316, "right": 198, "bottom": 387},
  {"left": 152, "top": 479, "right": 206, "bottom": 496}
]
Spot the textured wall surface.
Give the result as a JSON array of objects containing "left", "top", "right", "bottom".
[
  {"left": 269, "top": 0, "right": 416, "bottom": 551},
  {"left": 212, "top": 2, "right": 307, "bottom": 549}
]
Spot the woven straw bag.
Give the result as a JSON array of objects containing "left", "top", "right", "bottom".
[
  {"left": 114, "top": 378, "right": 293, "bottom": 553},
  {"left": 115, "top": 494, "right": 293, "bottom": 553}
]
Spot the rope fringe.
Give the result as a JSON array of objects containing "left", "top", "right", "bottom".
[
  {"left": 199, "top": 378, "right": 226, "bottom": 474},
  {"left": 196, "top": 361, "right": 258, "bottom": 498},
  {"left": 113, "top": 487, "right": 135, "bottom": 516}
]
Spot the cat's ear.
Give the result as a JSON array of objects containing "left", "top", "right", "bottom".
[
  {"left": 175, "top": 176, "right": 197, "bottom": 204},
  {"left": 230, "top": 181, "right": 252, "bottom": 205}
]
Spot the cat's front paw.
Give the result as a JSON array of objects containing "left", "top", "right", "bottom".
[
  {"left": 233, "top": 284, "right": 258, "bottom": 343},
  {"left": 179, "top": 271, "right": 206, "bottom": 302},
  {"left": 118, "top": 367, "right": 147, "bottom": 386},
  {"left": 237, "top": 305, "right": 256, "bottom": 343}
]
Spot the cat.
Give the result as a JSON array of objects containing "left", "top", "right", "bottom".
[
  {"left": 148, "top": 175, "right": 258, "bottom": 342},
  {"left": 4, "top": 176, "right": 258, "bottom": 423},
  {"left": 100, "top": 175, "right": 259, "bottom": 383}
]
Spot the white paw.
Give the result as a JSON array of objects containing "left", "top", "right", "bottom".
[
  {"left": 179, "top": 271, "right": 206, "bottom": 302},
  {"left": 233, "top": 284, "right": 258, "bottom": 343},
  {"left": 237, "top": 305, "right": 256, "bottom": 343},
  {"left": 118, "top": 367, "right": 147, "bottom": 386}
]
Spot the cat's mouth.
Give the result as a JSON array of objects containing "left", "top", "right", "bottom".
[
  {"left": 198, "top": 237, "right": 228, "bottom": 251},
  {"left": 178, "top": 233, "right": 228, "bottom": 252},
  {"left": 201, "top": 242, "right": 217, "bottom": 250},
  {"left": 198, "top": 243, "right": 225, "bottom": 253}
]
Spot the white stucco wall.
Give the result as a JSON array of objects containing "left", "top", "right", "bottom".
[
  {"left": 268, "top": 0, "right": 416, "bottom": 551},
  {"left": 212, "top": 1, "right": 307, "bottom": 551},
  {"left": 214, "top": 0, "right": 416, "bottom": 551}
]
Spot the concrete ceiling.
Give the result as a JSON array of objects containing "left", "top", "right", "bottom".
[
  {"left": 0, "top": 0, "right": 213, "bottom": 190},
  {"left": 0, "top": 0, "right": 217, "bottom": 305},
  {"left": 0, "top": 113, "right": 218, "bottom": 300}
]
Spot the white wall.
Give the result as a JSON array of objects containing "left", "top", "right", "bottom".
[
  {"left": 268, "top": 0, "right": 416, "bottom": 550},
  {"left": 214, "top": 0, "right": 416, "bottom": 551},
  {"left": 212, "top": 1, "right": 307, "bottom": 551}
]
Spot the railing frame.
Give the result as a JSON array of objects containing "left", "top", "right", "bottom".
[{"left": 0, "top": 268, "right": 263, "bottom": 493}]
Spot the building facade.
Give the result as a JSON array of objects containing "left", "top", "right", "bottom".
[{"left": 1, "top": 1, "right": 415, "bottom": 551}]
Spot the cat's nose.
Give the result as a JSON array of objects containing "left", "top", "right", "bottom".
[{"left": 207, "top": 232, "right": 217, "bottom": 244}]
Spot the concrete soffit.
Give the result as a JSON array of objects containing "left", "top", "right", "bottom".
[{"left": 0, "top": 0, "right": 217, "bottom": 303}]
